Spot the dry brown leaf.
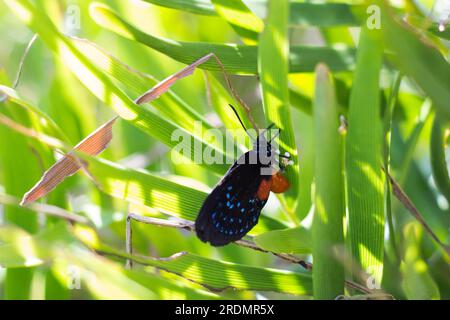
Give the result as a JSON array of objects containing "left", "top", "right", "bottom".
[{"left": 21, "top": 117, "right": 117, "bottom": 205}]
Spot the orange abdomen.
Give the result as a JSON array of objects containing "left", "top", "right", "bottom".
[{"left": 270, "top": 172, "right": 290, "bottom": 193}]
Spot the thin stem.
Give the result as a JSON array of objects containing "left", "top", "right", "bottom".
[
  {"left": 383, "top": 73, "right": 402, "bottom": 262},
  {"left": 388, "top": 173, "right": 450, "bottom": 257},
  {"left": 13, "top": 34, "right": 38, "bottom": 89},
  {"left": 0, "top": 193, "right": 88, "bottom": 224},
  {"left": 210, "top": 53, "right": 258, "bottom": 131}
]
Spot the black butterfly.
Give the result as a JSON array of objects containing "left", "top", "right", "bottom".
[{"left": 195, "top": 105, "right": 290, "bottom": 246}]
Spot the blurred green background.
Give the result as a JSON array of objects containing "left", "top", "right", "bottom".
[{"left": 0, "top": 0, "right": 449, "bottom": 300}]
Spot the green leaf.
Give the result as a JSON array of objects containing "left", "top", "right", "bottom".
[
  {"left": 144, "top": 253, "right": 312, "bottom": 295},
  {"left": 289, "top": 88, "right": 312, "bottom": 115},
  {"left": 383, "top": 74, "right": 402, "bottom": 262},
  {"left": 211, "top": 0, "right": 263, "bottom": 43},
  {"left": 205, "top": 74, "right": 253, "bottom": 149},
  {"left": 71, "top": 36, "right": 237, "bottom": 163},
  {"left": 0, "top": 85, "right": 68, "bottom": 142},
  {"left": 401, "top": 222, "right": 440, "bottom": 300},
  {"left": 0, "top": 224, "right": 76, "bottom": 268},
  {"left": 90, "top": 3, "right": 356, "bottom": 74},
  {"left": 286, "top": 2, "right": 364, "bottom": 27},
  {"left": 405, "top": 15, "right": 450, "bottom": 41},
  {"left": 96, "top": 242, "right": 313, "bottom": 296},
  {"left": 143, "top": 0, "right": 216, "bottom": 16},
  {"left": 391, "top": 128, "right": 450, "bottom": 239},
  {"left": 5, "top": 0, "right": 230, "bottom": 176},
  {"left": 397, "top": 99, "right": 432, "bottom": 184},
  {"left": 345, "top": 27, "right": 384, "bottom": 285},
  {"left": 123, "top": 267, "right": 220, "bottom": 300},
  {"left": 258, "top": 0, "right": 298, "bottom": 212},
  {"left": 70, "top": 37, "right": 215, "bottom": 136},
  {"left": 294, "top": 111, "right": 314, "bottom": 221},
  {"left": 0, "top": 84, "right": 53, "bottom": 299},
  {"left": 0, "top": 224, "right": 216, "bottom": 299},
  {"left": 380, "top": 3, "right": 450, "bottom": 120},
  {"left": 143, "top": 1, "right": 366, "bottom": 27},
  {"left": 0, "top": 193, "right": 88, "bottom": 224},
  {"left": 428, "top": 23, "right": 450, "bottom": 41},
  {"left": 84, "top": 156, "right": 286, "bottom": 234},
  {"left": 430, "top": 117, "right": 450, "bottom": 205},
  {"left": 312, "top": 64, "right": 345, "bottom": 299},
  {"left": 253, "top": 226, "right": 311, "bottom": 254}
]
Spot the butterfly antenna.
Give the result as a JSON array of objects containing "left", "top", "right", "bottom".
[{"left": 228, "top": 104, "right": 255, "bottom": 140}]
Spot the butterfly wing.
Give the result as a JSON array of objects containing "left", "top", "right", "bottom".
[{"left": 195, "top": 156, "right": 272, "bottom": 246}]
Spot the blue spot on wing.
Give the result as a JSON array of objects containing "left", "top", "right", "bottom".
[{"left": 209, "top": 193, "right": 265, "bottom": 237}]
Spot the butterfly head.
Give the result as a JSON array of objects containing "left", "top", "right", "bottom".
[
  {"left": 227, "top": 104, "right": 293, "bottom": 170},
  {"left": 252, "top": 124, "right": 277, "bottom": 167}
]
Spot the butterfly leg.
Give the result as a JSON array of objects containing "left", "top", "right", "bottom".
[
  {"left": 126, "top": 213, "right": 161, "bottom": 269},
  {"left": 125, "top": 213, "right": 135, "bottom": 269}
]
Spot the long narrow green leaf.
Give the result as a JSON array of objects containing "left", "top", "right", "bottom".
[
  {"left": 142, "top": 0, "right": 449, "bottom": 42},
  {"left": 1, "top": 79, "right": 73, "bottom": 300},
  {"left": 258, "top": 0, "right": 298, "bottom": 212},
  {"left": 345, "top": 27, "right": 384, "bottom": 286},
  {"left": 70, "top": 36, "right": 235, "bottom": 159},
  {"left": 0, "top": 222, "right": 75, "bottom": 270},
  {"left": 0, "top": 225, "right": 217, "bottom": 299},
  {"left": 430, "top": 117, "right": 450, "bottom": 205},
  {"left": 391, "top": 128, "right": 450, "bottom": 238},
  {"left": 429, "top": 23, "right": 450, "bottom": 41},
  {"left": 123, "top": 268, "right": 220, "bottom": 300},
  {"left": 211, "top": 0, "right": 263, "bottom": 43},
  {"left": 143, "top": 252, "right": 312, "bottom": 295},
  {"left": 294, "top": 110, "right": 314, "bottom": 221},
  {"left": 0, "top": 120, "right": 38, "bottom": 298},
  {"left": 0, "top": 85, "right": 54, "bottom": 299},
  {"left": 383, "top": 74, "right": 402, "bottom": 262},
  {"left": 312, "top": 64, "right": 345, "bottom": 299},
  {"left": 289, "top": 88, "right": 312, "bottom": 115},
  {"left": 143, "top": 0, "right": 366, "bottom": 27},
  {"left": 93, "top": 241, "right": 313, "bottom": 296},
  {"left": 90, "top": 3, "right": 357, "bottom": 74},
  {"left": 380, "top": 2, "right": 450, "bottom": 119},
  {"left": 0, "top": 224, "right": 75, "bottom": 268},
  {"left": 84, "top": 156, "right": 286, "bottom": 234},
  {"left": 253, "top": 227, "right": 311, "bottom": 254},
  {"left": 397, "top": 100, "right": 433, "bottom": 184},
  {"left": 5, "top": 0, "right": 230, "bottom": 176},
  {"left": 286, "top": 2, "right": 364, "bottom": 27},
  {"left": 143, "top": 0, "right": 216, "bottom": 16},
  {"left": 0, "top": 98, "right": 282, "bottom": 234},
  {"left": 206, "top": 74, "right": 252, "bottom": 150},
  {"left": 0, "top": 85, "right": 68, "bottom": 142},
  {"left": 70, "top": 38, "right": 213, "bottom": 135},
  {"left": 0, "top": 193, "right": 88, "bottom": 224},
  {"left": 401, "top": 222, "right": 440, "bottom": 299}
]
